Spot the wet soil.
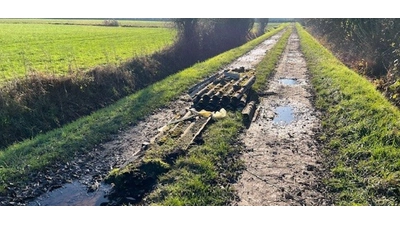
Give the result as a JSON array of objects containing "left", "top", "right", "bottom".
[
  {"left": 231, "top": 31, "right": 329, "bottom": 205},
  {"left": 4, "top": 30, "right": 286, "bottom": 206}
]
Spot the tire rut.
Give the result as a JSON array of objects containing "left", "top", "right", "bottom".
[{"left": 231, "top": 30, "right": 329, "bottom": 206}]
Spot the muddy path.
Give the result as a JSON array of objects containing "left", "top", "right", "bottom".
[
  {"left": 3, "top": 30, "right": 286, "bottom": 206},
  {"left": 231, "top": 30, "right": 329, "bottom": 205}
]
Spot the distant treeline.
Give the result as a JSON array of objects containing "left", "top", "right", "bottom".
[{"left": 269, "top": 18, "right": 296, "bottom": 22}]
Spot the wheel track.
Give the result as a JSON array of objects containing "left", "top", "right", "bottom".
[{"left": 231, "top": 29, "right": 329, "bottom": 206}]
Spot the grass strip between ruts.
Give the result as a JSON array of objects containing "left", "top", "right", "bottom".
[{"left": 253, "top": 25, "right": 293, "bottom": 92}]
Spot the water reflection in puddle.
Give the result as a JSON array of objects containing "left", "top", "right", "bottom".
[
  {"left": 273, "top": 106, "right": 294, "bottom": 124},
  {"left": 279, "top": 78, "right": 297, "bottom": 85},
  {"left": 28, "top": 181, "right": 111, "bottom": 206}
]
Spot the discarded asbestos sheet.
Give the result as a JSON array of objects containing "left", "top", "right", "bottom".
[
  {"left": 150, "top": 108, "right": 212, "bottom": 151},
  {"left": 241, "top": 100, "right": 257, "bottom": 123},
  {"left": 188, "top": 67, "right": 256, "bottom": 112}
]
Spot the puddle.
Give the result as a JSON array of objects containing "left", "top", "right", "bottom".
[
  {"left": 279, "top": 78, "right": 297, "bottom": 85},
  {"left": 27, "top": 181, "right": 111, "bottom": 206},
  {"left": 273, "top": 106, "right": 294, "bottom": 124}
]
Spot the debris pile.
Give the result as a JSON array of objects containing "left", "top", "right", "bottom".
[
  {"left": 188, "top": 67, "right": 256, "bottom": 111},
  {"left": 141, "top": 66, "right": 258, "bottom": 157},
  {"left": 150, "top": 68, "right": 256, "bottom": 148}
]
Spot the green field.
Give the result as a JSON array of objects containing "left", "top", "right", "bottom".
[
  {"left": 0, "top": 19, "right": 173, "bottom": 27},
  {"left": 0, "top": 21, "right": 176, "bottom": 81}
]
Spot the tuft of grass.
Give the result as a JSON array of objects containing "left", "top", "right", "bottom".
[
  {"left": 297, "top": 23, "right": 400, "bottom": 205},
  {"left": 0, "top": 24, "right": 290, "bottom": 195}
]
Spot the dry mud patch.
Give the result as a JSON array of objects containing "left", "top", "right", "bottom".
[{"left": 232, "top": 31, "right": 329, "bottom": 206}]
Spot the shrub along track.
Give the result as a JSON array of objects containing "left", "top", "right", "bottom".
[{"left": 1, "top": 28, "right": 287, "bottom": 206}]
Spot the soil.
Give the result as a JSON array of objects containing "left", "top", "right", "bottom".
[
  {"left": 3, "top": 30, "right": 286, "bottom": 206},
  {"left": 231, "top": 30, "right": 329, "bottom": 205}
]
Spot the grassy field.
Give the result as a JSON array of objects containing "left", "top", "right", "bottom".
[
  {"left": 0, "top": 21, "right": 176, "bottom": 81},
  {"left": 297, "top": 23, "right": 400, "bottom": 205},
  {"left": 0, "top": 19, "right": 172, "bottom": 27},
  {"left": 0, "top": 23, "right": 289, "bottom": 198}
]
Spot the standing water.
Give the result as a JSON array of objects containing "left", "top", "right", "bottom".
[
  {"left": 278, "top": 78, "right": 297, "bottom": 85},
  {"left": 273, "top": 106, "right": 294, "bottom": 124},
  {"left": 28, "top": 181, "right": 111, "bottom": 206}
]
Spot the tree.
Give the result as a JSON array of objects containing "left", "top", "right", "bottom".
[
  {"left": 172, "top": 18, "right": 255, "bottom": 59},
  {"left": 257, "top": 18, "right": 269, "bottom": 35},
  {"left": 199, "top": 18, "right": 255, "bottom": 55},
  {"left": 173, "top": 18, "right": 199, "bottom": 42}
]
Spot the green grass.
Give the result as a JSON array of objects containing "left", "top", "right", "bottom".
[
  {"left": 0, "top": 22, "right": 176, "bottom": 81},
  {"left": 0, "top": 23, "right": 289, "bottom": 195},
  {"left": 253, "top": 25, "right": 292, "bottom": 92},
  {"left": 297, "top": 23, "right": 400, "bottom": 205}
]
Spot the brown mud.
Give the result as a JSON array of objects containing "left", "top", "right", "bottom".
[
  {"left": 231, "top": 31, "right": 329, "bottom": 205},
  {"left": 5, "top": 30, "right": 285, "bottom": 206}
]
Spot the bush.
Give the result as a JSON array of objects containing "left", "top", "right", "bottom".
[{"left": 103, "top": 19, "right": 119, "bottom": 27}]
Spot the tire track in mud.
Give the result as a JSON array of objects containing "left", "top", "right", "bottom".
[
  {"left": 232, "top": 30, "right": 329, "bottom": 206},
  {"left": 20, "top": 30, "right": 286, "bottom": 206}
]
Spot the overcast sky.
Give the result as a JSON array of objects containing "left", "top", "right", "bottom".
[{"left": 1, "top": 0, "right": 395, "bottom": 18}]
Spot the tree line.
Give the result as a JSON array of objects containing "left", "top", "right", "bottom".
[
  {"left": 172, "top": 18, "right": 269, "bottom": 62},
  {"left": 301, "top": 19, "right": 399, "bottom": 80}
]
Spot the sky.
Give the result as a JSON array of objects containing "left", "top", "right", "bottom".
[{"left": 1, "top": 0, "right": 397, "bottom": 18}]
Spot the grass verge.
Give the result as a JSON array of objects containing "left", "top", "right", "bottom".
[
  {"left": 297, "top": 23, "right": 400, "bottom": 205},
  {"left": 0, "top": 24, "right": 289, "bottom": 196}
]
